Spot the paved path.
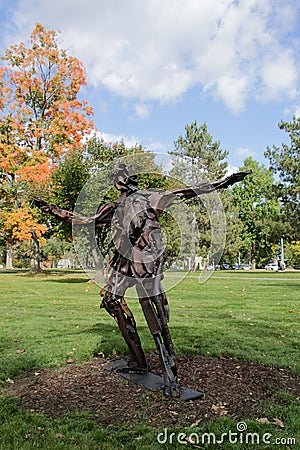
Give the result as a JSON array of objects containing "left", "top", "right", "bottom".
[
  {"left": 210, "top": 275, "right": 300, "bottom": 281},
  {"left": 165, "top": 272, "right": 300, "bottom": 281}
]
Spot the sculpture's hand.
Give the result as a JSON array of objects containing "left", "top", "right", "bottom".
[
  {"left": 211, "top": 170, "right": 252, "bottom": 190},
  {"left": 227, "top": 170, "right": 252, "bottom": 184}
]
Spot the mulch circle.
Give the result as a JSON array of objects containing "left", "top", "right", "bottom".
[{"left": 4, "top": 354, "right": 300, "bottom": 428}]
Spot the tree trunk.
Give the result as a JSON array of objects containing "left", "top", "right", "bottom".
[
  {"left": 190, "top": 253, "right": 196, "bottom": 272},
  {"left": 30, "top": 231, "right": 42, "bottom": 272},
  {"left": 251, "top": 242, "right": 256, "bottom": 270},
  {"left": 6, "top": 246, "right": 13, "bottom": 269}
]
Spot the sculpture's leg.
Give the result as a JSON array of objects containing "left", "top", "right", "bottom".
[
  {"left": 100, "top": 287, "right": 147, "bottom": 371},
  {"left": 136, "top": 280, "right": 179, "bottom": 397},
  {"left": 152, "top": 291, "right": 177, "bottom": 375}
]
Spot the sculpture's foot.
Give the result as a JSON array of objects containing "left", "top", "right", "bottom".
[
  {"left": 164, "top": 382, "right": 180, "bottom": 398},
  {"left": 105, "top": 359, "right": 204, "bottom": 400}
]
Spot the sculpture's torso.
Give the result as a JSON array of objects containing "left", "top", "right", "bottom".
[{"left": 108, "top": 190, "right": 164, "bottom": 282}]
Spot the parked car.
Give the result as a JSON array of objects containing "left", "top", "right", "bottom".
[
  {"left": 231, "top": 264, "right": 239, "bottom": 270},
  {"left": 239, "top": 264, "right": 252, "bottom": 270},
  {"left": 265, "top": 263, "right": 278, "bottom": 271},
  {"left": 221, "top": 264, "right": 231, "bottom": 270}
]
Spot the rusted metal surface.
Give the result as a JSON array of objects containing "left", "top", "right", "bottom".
[{"left": 34, "top": 166, "right": 251, "bottom": 397}]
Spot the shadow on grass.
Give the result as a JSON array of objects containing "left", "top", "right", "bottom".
[
  {"left": 87, "top": 322, "right": 150, "bottom": 336},
  {"left": 0, "top": 269, "right": 29, "bottom": 274},
  {"left": 0, "top": 269, "right": 87, "bottom": 275},
  {"left": 87, "top": 322, "right": 152, "bottom": 356},
  {"left": 0, "top": 352, "right": 42, "bottom": 382},
  {"left": 41, "top": 269, "right": 86, "bottom": 275},
  {"left": 43, "top": 278, "right": 89, "bottom": 284}
]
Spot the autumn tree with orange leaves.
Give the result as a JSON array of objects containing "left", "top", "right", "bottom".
[{"left": 0, "top": 23, "right": 94, "bottom": 269}]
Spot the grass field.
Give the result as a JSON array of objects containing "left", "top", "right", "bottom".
[{"left": 0, "top": 270, "right": 299, "bottom": 449}]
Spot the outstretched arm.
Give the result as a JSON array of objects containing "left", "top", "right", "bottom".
[
  {"left": 150, "top": 170, "right": 252, "bottom": 211},
  {"left": 33, "top": 198, "right": 119, "bottom": 226},
  {"left": 170, "top": 170, "right": 252, "bottom": 200}
]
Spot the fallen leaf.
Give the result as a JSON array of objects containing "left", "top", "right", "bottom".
[
  {"left": 6, "top": 378, "right": 14, "bottom": 384},
  {"left": 56, "top": 433, "right": 65, "bottom": 438},
  {"left": 257, "top": 417, "right": 270, "bottom": 424},
  {"left": 185, "top": 436, "right": 196, "bottom": 444},
  {"left": 212, "top": 402, "right": 228, "bottom": 416},
  {"left": 66, "top": 357, "right": 74, "bottom": 364},
  {"left": 272, "top": 418, "right": 285, "bottom": 428},
  {"left": 16, "top": 349, "right": 26, "bottom": 354},
  {"left": 191, "top": 418, "right": 202, "bottom": 427}
]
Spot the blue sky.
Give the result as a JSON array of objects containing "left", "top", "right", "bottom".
[{"left": 1, "top": 0, "right": 299, "bottom": 172}]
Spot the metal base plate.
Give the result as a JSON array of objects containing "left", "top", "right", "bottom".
[{"left": 105, "top": 359, "right": 204, "bottom": 401}]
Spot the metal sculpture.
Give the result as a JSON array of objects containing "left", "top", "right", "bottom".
[{"left": 34, "top": 165, "right": 250, "bottom": 398}]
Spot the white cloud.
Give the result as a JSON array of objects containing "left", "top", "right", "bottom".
[
  {"left": 97, "top": 132, "right": 139, "bottom": 148},
  {"left": 236, "top": 147, "right": 256, "bottom": 158},
  {"left": 2, "top": 0, "right": 300, "bottom": 113},
  {"left": 258, "top": 51, "right": 298, "bottom": 102},
  {"left": 98, "top": 131, "right": 169, "bottom": 155},
  {"left": 134, "top": 103, "right": 149, "bottom": 119},
  {"left": 226, "top": 164, "right": 239, "bottom": 176},
  {"left": 214, "top": 75, "right": 248, "bottom": 114},
  {"left": 146, "top": 140, "right": 169, "bottom": 153}
]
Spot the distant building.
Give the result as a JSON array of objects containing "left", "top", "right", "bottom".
[
  {"left": 185, "top": 256, "right": 204, "bottom": 271},
  {"left": 57, "top": 258, "right": 72, "bottom": 269}
]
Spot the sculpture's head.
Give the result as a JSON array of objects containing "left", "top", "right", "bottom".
[{"left": 114, "top": 163, "right": 138, "bottom": 191}]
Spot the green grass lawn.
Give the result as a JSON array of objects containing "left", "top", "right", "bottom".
[{"left": 0, "top": 270, "right": 299, "bottom": 449}]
